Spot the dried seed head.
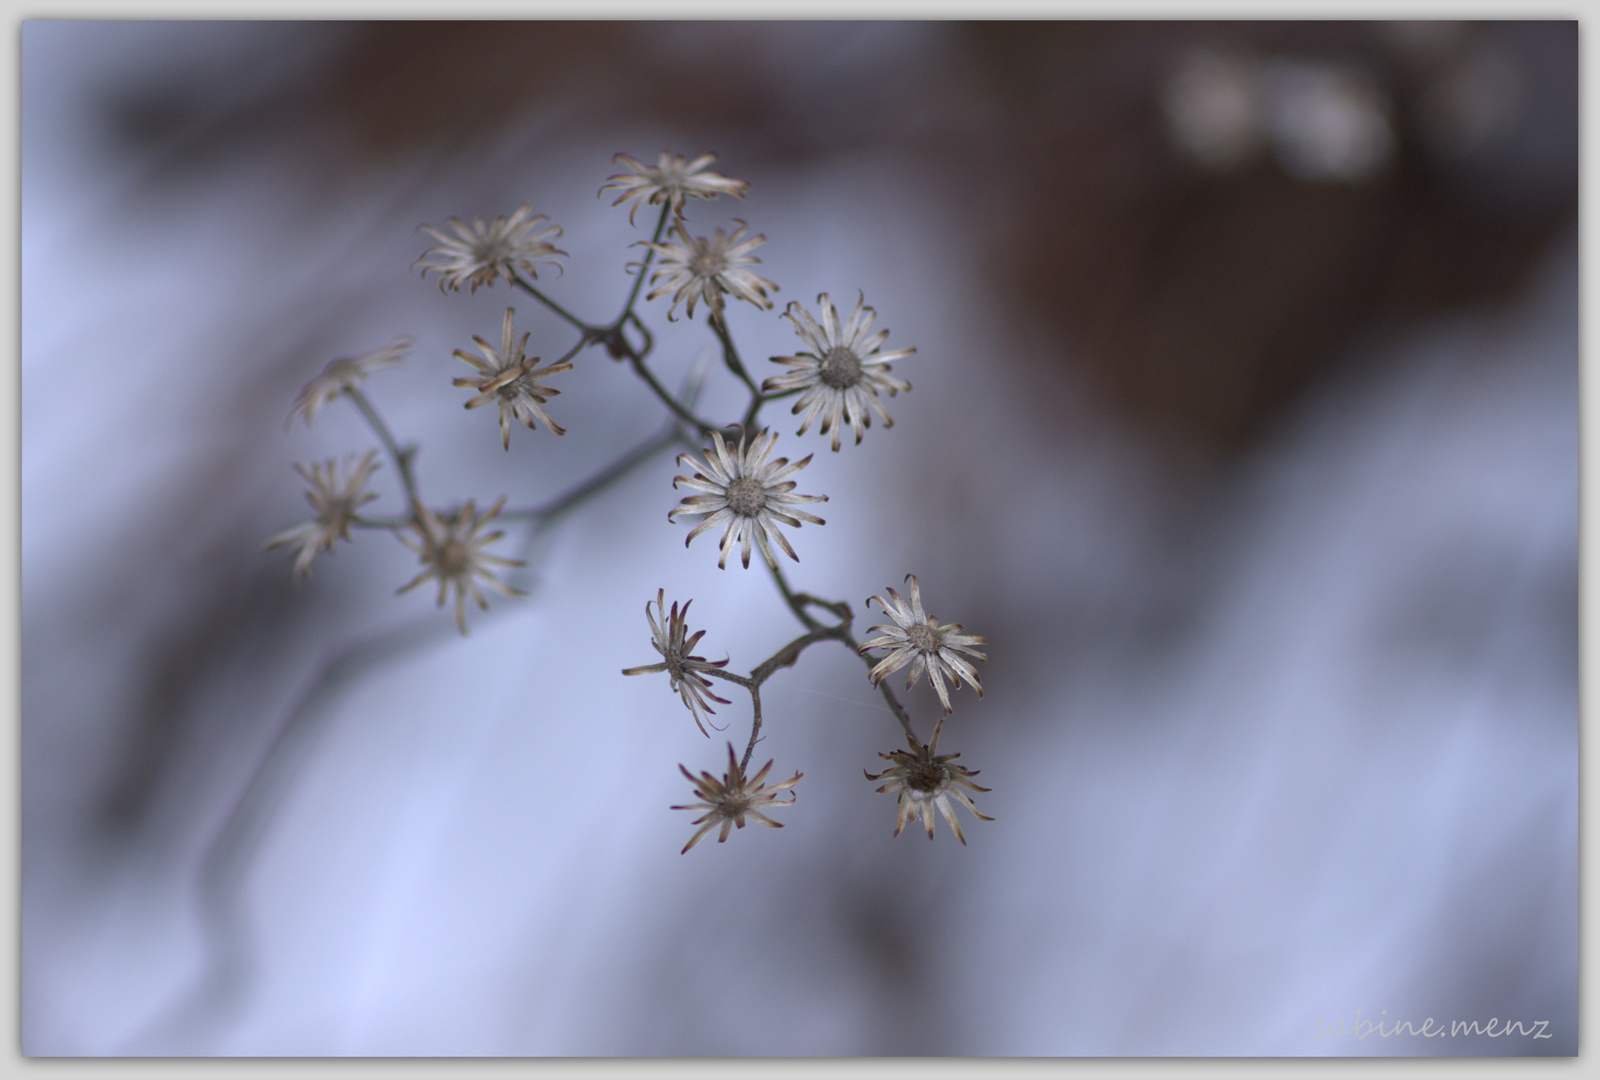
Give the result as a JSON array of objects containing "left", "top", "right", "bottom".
[
  {"left": 673, "top": 744, "right": 802, "bottom": 854},
  {"left": 763, "top": 292, "right": 914, "bottom": 451},
  {"left": 858, "top": 574, "right": 988, "bottom": 715},
  {"left": 621, "top": 589, "right": 731, "bottom": 736},
  {"left": 669, "top": 428, "right": 827, "bottom": 571},
  {"left": 865, "top": 719, "right": 992, "bottom": 844}
]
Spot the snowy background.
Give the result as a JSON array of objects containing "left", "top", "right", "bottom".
[{"left": 20, "top": 20, "right": 1578, "bottom": 1055}]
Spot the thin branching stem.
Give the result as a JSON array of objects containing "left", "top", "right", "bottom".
[
  {"left": 626, "top": 312, "right": 654, "bottom": 361},
  {"left": 693, "top": 587, "right": 867, "bottom": 768},
  {"left": 344, "top": 385, "right": 421, "bottom": 513},
  {"left": 759, "top": 562, "right": 919, "bottom": 741},
  {"left": 617, "top": 203, "right": 673, "bottom": 321},
  {"left": 710, "top": 314, "right": 762, "bottom": 401},
  {"left": 841, "top": 627, "right": 918, "bottom": 743},
  {"left": 510, "top": 272, "right": 590, "bottom": 334},
  {"left": 766, "top": 561, "right": 823, "bottom": 631},
  {"left": 629, "top": 354, "right": 724, "bottom": 437},
  {"left": 742, "top": 684, "right": 765, "bottom": 770},
  {"left": 701, "top": 667, "right": 754, "bottom": 690}
]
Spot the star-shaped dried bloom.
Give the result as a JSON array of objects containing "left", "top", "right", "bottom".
[
  {"left": 397, "top": 497, "right": 524, "bottom": 634},
  {"left": 865, "top": 718, "right": 993, "bottom": 844},
  {"left": 639, "top": 220, "right": 776, "bottom": 323},
  {"left": 265, "top": 451, "right": 381, "bottom": 581},
  {"left": 416, "top": 205, "right": 567, "bottom": 293},
  {"left": 669, "top": 428, "right": 827, "bottom": 571},
  {"left": 288, "top": 338, "right": 409, "bottom": 428},
  {"left": 453, "top": 307, "right": 572, "bottom": 449},
  {"left": 764, "top": 292, "right": 915, "bottom": 451},
  {"left": 622, "top": 589, "right": 732, "bottom": 736},
  {"left": 600, "top": 151, "right": 748, "bottom": 225},
  {"left": 859, "top": 575, "right": 987, "bottom": 715},
  {"left": 673, "top": 744, "right": 802, "bottom": 854}
]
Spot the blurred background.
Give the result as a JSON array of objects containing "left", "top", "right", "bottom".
[{"left": 21, "top": 20, "right": 1577, "bottom": 1056}]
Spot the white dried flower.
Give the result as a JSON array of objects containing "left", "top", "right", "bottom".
[
  {"left": 763, "top": 292, "right": 915, "bottom": 451},
  {"left": 865, "top": 718, "right": 992, "bottom": 844},
  {"left": 452, "top": 307, "right": 572, "bottom": 449},
  {"left": 669, "top": 428, "right": 827, "bottom": 571},
  {"left": 673, "top": 744, "right": 802, "bottom": 854},
  {"left": 416, "top": 205, "right": 566, "bottom": 293},
  {"left": 640, "top": 220, "right": 776, "bottom": 323},
  {"left": 288, "top": 339, "right": 409, "bottom": 428},
  {"left": 397, "top": 497, "right": 524, "bottom": 634},
  {"left": 600, "top": 151, "right": 748, "bottom": 225},
  {"left": 859, "top": 575, "right": 987, "bottom": 715},
  {"left": 265, "top": 451, "right": 381, "bottom": 581},
  {"left": 622, "top": 589, "right": 732, "bottom": 736}
]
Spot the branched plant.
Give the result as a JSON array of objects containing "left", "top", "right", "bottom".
[{"left": 269, "top": 151, "right": 994, "bottom": 852}]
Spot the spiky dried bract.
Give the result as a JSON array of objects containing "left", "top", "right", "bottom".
[
  {"left": 416, "top": 205, "right": 566, "bottom": 293},
  {"left": 640, "top": 220, "right": 776, "bottom": 323},
  {"left": 673, "top": 744, "right": 802, "bottom": 854},
  {"left": 865, "top": 719, "right": 993, "bottom": 844},
  {"left": 669, "top": 428, "right": 827, "bottom": 571},
  {"left": 288, "top": 339, "right": 409, "bottom": 428},
  {"left": 622, "top": 589, "right": 732, "bottom": 736},
  {"left": 265, "top": 451, "right": 381, "bottom": 580},
  {"left": 397, "top": 497, "right": 524, "bottom": 634},
  {"left": 859, "top": 574, "right": 987, "bottom": 715},
  {"left": 453, "top": 307, "right": 572, "bottom": 449},
  {"left": 764, "top": 292, "right": 915, "bottom": 451},
  {"left": 600, "top": 151, "right": 748, "bottom": 225}
]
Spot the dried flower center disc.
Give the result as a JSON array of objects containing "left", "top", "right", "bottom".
[
  {"left": 437, "top": 538, "right": 470, "bottom": 576},
  {"left": 907, "top": 622, "right": 940, "bottom": 653},
  {"left": 690, "top": 248, "right": 721, "bottom": 277},
  {"left": 908, "top": 761, "right": 948, "bottom": 793},
  {"left": 725, "top": 476, "right": 768, "bottom": 517},
  {"left": 818, "top": 345, "right": 863, "bottom": 390},
  {"left": 719, "top": 791, "right": 753, "bottom": 815}
]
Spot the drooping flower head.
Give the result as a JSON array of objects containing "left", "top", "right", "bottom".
[
  {"left": 416, "top": 205, "right": 566, "bottom": 293},
  {"left": 397, "top": 497, "right": 524, "bottom": 634},
  {"left": 865, "top": 718, "right": 993, "bottom": 844},
  {"left": 639, "top": 220, "right": 776, "bottom": 324},
  {"left": 453, "top": 307, "right": 573, "bottom": 449},
  {"left": 288, "top": 338, "right": 409, "bottom": 428},
  {"left": 622, "top": 589, "right": 732, "bottom": 736},
  {"left": 673, "top": 744, "right": 802, "bottom": 854},
  {"left": 764, "top": 292, "right": 915, "bottom": 451},
  {"left": 859, "top": 574, "right": 987, "bottom": 715},
  {"left": 600, "top": 151, "right": 748, "bottom": 225},
  {"left": 265, "top": 451, "right": 381, "bottom": 581},
  {"left": 669, "top": 428, "right": 827, "bottom": 571}
]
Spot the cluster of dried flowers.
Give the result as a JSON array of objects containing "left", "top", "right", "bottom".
[{"left": 269, "top": 151, "right": 992, "bottom": 851}]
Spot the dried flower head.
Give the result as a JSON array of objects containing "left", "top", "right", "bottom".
[
  {"left": 639, "top": 220, "right": 776, "bottom": 323},
  {"left": 288, "top": 339, "right": 409, "bottom": 428},
  {"left": 416, "top": 205, "right": 566, "bottom": 293},
  {"left": 764, "top": 292, "right": 915, "bottom": 451},
  {"left": 622, "top": 589, "right": 732, "bottom": 736},
  {"left": 600, "top": 151, "right": 748, "bottom": 225},
  {"left": 859, "top": 575, "right": 987, "bottom": 715},
  {"left": 397, "top": 497, "right": 524, "bottom": 634},
  {"left": 670, "top": 428, "right": 827, "bottom": 570},
  {"left": 453, "top": 307, "right": 573, "bottom": 448},
  {"left": 865, "top": 718, "right": 993, "bottom": 844},
  {"left": 673, "top": 744, "right": 802, "bottom": 854},
  {"left": 265, "top": 451, "right": 381, "bottom": 581}
]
